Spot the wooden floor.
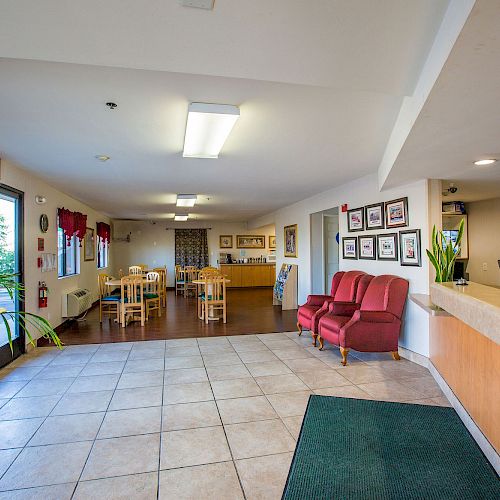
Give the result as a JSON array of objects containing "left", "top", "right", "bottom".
[{"left": 40, "top": 288, "right": 299, "bottom": 346}]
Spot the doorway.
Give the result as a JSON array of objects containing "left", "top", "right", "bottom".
[
  {"left": 0, "top": 185, "right": 24, "bottom": 368},
  {"left": 310, "top": 208, "right": 339, "bottom": 294}
]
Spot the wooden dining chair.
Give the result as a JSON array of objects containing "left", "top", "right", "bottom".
[
  {"left": 175, "top": 265, "right": 185, "bottom": 296},
  {"left": 197, "top": 268, "right": 220, "bottom": 318},
  {"left": 153, "top": 267, "right": 167, "bottom": 308},
  {"left": 183, "top": 267, "right": 198, "bottom": 298},
  {"left": 98, "top": 273, "right": 120, "bottom": 323},
  {"left": 145, "top": 272, "right": 161, "bottom": 319},
  {"left": 138, "top": 264, "right": 148, "bottom": 271},
  {"left": 120, "top": 276, "right": 145, "bottom": 327},
  {"left": 129, "top": 265, "right": 143, "bottom": 276},
  {"left": 200, "top": 274, "right": 227, "bottom": 324}
]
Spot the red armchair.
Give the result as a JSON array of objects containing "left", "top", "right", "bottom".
[
  {"left": 297, "top": 270, "right": 366, "bottom": 346},
  {"left": 317, "top": 274, "right": 409, "bottom": 366}
]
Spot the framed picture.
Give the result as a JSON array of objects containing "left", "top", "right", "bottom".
[
  {"left": 358, "top": 235, "right": 376, "bottom": 260},
  {"left": 376, "top": 233, "right": 398, "bottom": 261},
  {"left": 342, "top": 237, "right": 358, "bottom": 259},
  {"left": 83, "top": 227, "right": 95, "bottom": 261},
  {"left": 399, "top": 229, "right": 422, "bottom": 267},
  {"left": 284, "top": 224, "right": 298, "bottom": 257},
  {"left": 236, "top": 235, "right": 265, "bottom": 249},
  {"left": 385, "top": 197, "right": 409, "bottom": 228},
  {"left": 347, "top": 207, "right": 364, "bottom": 232},
  {"left": 365, "top": 202, "right": 384, "bottom": 230},
  {"left": 269, "top": 235, "right": 276, "bottom": 249},
  {"left": 219, "top": 235, "right": 233, "bottom": 248}
]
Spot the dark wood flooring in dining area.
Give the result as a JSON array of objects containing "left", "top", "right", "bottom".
[{"left": 40, "top": 288, "right": 299, "bottom": 346}]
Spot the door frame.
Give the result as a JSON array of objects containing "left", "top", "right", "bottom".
[{"left": 0, "top": 184, "right": 25, "bottom": 368}]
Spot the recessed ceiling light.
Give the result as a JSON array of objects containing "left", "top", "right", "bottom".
[
  {"left": 474, "top": 159, "right": 497, "bottom": 166},
  {"left": 176, "top": 194, "right": 197, "bottom": 207},
  {"left": 174, "top": 214, "right": 189, "bottom": 221},
  {"left": 95, "top": 155, "right": 110, "bottom": 162},
  {"left": 183, "top": 102, "right": 240, "bottom": 159}
]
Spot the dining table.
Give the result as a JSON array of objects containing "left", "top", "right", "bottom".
[{"left": 192, "top": 278, "right": 230, "bottom": 321}]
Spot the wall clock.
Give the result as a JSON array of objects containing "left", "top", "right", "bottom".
[{"left": 39, "top": 214, "right": 49, "bottom": 233}]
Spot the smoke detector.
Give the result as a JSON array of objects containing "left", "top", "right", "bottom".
[{"left": 179, "top": 0, "right": 214, "bottom": 10}]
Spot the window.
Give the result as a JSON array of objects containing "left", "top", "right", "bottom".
[
  {"left": 97, "top": 236, "right": 108, "bottom": 269},
  {"left": 58, "top": 227, "right": 79, "bottom": 278}
]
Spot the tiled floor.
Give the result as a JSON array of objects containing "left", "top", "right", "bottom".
[{"left": 0, "top": 332, "right": 449, "bottom": 499}]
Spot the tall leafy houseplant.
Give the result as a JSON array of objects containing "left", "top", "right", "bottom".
[
  {"left": 426, "top": 219, "right": 465, "bottom": 282},
  {"left": 0, "top": 274, "right": 62, "bottom": 353}
]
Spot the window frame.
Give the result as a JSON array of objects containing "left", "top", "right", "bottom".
[
  {"left": 97, "top": 236, "right": 108, "bottom": 269},
  {"left": 57, "top": 226, "right": 80, "bottom": 279}
]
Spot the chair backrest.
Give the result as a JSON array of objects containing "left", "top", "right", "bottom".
[
  {"left": 333, "top": 270, "right": 366, "bottom": 302},
  {"left": 118, "top": 269, "right": 124, "bottom": 278},
  {"left": 201, "top": 266, "right": 218, "bottom": 272},
  {"left": 184, "top": 267, "right": 198, "bottom": 283},
  {"left": 145, "top": 272, "right": 160, "bottom": 294},
  {"left": 129, "top": 265, "right": 143, "bottom": 275},
  {"left": 329, "top": 272, "right": 345, "bottom": 297},
  {"left": 199, "top": 267, "right": 219, "bottom": 279},
  {"left": 175, "top": 265, "right": 183, "bottom": 281},
  {"left": 97, "top": 273, "right": 111, "bottom": 299},
  {"left": 355, "top": 274, "right": 375, "bottom": 303},
  {"left": 137, "top": 264, "right": 148, "bottom": 271},
  {"left": 203, "top": 274, "right": 226, "bottom": 303},
  {"left": 360, "top": 275, "right": 409, "bottom": 319},
  {"left": 121, "top": 276, "right": 144, "bottom": 305},
  {"left": 153, "top": 267, "right": 167, "bottom": 288}
]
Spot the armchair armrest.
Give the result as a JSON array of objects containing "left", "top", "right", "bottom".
[
  {"left": 306, "top": 294, "right": 333, "bottom": 307},
  {"left": 351, "top": 310, "right": 396, "bottom": 323},
  {"left": 327, "top": 301, "right": 360, "bottom": 316}
]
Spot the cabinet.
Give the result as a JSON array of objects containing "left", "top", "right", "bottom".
[{"left": 220, "top": 264, "right": 275, "bottom": 288}]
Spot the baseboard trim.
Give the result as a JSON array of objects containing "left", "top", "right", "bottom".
[
  {"left": 397, "top": 346, "right": 430, "bottom": 368},
  {"left": 428, "top": 362, "right": 500, "bottom": 474}
]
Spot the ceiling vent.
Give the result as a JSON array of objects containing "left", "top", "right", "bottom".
[{"left": 179, "top": 0, "right": 214, "bottom": 10}]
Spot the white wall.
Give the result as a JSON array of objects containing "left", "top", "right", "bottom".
[
  {"left": 466, "top": 197, "right": 500, "bottom": 287},
  {"left": 0, "top": 159, "right": 111, "bottom": 342},
  {"left": 111, "top": 220, "right": 275, "bottom": 287},
  {"left": 250, "top": 174, "right": 431, "bottom": 357}
]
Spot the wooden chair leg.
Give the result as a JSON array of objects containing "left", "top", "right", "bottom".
[
  {"left": 99, "top": 302, "right": 102, "bottom": 323},
  {"left": 318, "top": 335, "right": 324, "bottom": 350},
  {"left": 297, "top": 322, "right": 302, "bottom": 336},
  {"left": 340, "top": 347, "right": 350, "bottom": 366},
  {"left": 311, "top": 332, "right": 318, "bottom": 347},
  {"left": 121, "top": 306, "right": 125, "bottom": 328},
  {"left": 392, "top": 351, "right": 401, "bottom": 361},
  {"left": 141, "top": 305, "right": 145, "bottom": 327}
]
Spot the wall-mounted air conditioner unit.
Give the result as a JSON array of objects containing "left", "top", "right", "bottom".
[{"left": 62, "top": 289, "right": 93, "bottom": 318}]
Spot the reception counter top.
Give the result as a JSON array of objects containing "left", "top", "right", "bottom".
[{"left": 430, "top": 282, "right": 500, "bottom": 345}]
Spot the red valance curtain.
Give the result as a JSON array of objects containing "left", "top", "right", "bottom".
[
  {"left": 97, "top": 222, "right": 111, "bottom": 244},
  {"left": 58, "top": 207, "right": 87, "bottom": 246}
]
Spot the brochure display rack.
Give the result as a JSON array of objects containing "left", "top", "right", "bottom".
[{"left": 273, "top": 263, "right": 298, "bottom": 310}]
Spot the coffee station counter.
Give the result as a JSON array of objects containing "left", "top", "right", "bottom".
[{"left": 219, "top": 263, "right": 276, "bottom": 288}]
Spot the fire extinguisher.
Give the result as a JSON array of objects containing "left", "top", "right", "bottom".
[{"left": 38, "top": 281, "right": 48, "bottom": 308}]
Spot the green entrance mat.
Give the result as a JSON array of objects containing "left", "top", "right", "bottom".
[{"left": 282, "top": 395, "right": 499, "bottom": 500}]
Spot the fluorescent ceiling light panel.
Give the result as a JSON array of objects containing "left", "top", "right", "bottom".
[
  {"left": 183, "top": 102, "right": 240, "bottom": 158},
  {"left": 176, "top": 194, "right": 197, "bottom": 207},
  {"left": 474, "top": 159, "right": 497, "bottom": 166},
  {"left": 174, "top": 214, "right": 189, "bottom": 221}
]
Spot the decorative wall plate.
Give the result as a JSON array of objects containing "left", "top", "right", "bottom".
[{"left": 39, "top": 214, "right": 49, "bottom": 233}]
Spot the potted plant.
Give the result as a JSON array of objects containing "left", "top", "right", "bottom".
[
  {"left": 0, "top": 273, "right": 62, "bottom": 353},
  {"left": 426, "top": 219, "right": 465, "bottom": 283}
]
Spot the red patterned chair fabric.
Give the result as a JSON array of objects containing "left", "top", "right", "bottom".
[
  {"left": 297, "top": 270, "right": 366, "bottom": 345},
  {"left": 318, "top": 274, "right": 409, "bottom": 365}
]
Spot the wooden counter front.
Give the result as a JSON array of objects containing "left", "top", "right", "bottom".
[{"left": 220, "top": 264, "right": 276, "bottom": 288}]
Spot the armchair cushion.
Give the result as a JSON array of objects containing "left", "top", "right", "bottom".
[
  {"left": 306, "top": 295, "right": 334, "bottom": 307},
  {"left": 351, "top": 310, "right": 397, "bottom": 323},
  {"left": 327, "top": 301, "right": 360, "bottom": 316}
]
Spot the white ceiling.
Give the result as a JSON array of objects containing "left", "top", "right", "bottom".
[
  {"left": 383, "top": 0, "right": 500, "bottom": 203},
  {"left": 0, "top": 0, "right": 451, "bottom": 220}
]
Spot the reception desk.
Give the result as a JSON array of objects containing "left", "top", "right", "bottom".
[
  {"left": 429, "top": 282, "right": 500, "bottom": 454},
  {"left": 219, "top": 264, "right": 276, "bottom": 288}
]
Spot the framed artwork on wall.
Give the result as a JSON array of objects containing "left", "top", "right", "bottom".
[
  {"left": 83, "top": 227, "right": 95, "bottom": 261},
  {"left": 342, "top": 237, "right": 358, "bottom": 259},
  {"left": 385, "top": 197, "right": 409, "bottom": 228},
  {"left": 347, "top": 207, "right": 364, "bottom": 232},
  {"left": 219, "top": 235, "right": 233, "bottom": 248},
  {"left": 269, "top": 235, "right": 276, "bottom": 249},
  {"left": 365, "top": 202, "right": 385, "bottom": 230},
  {"left": 399, "top": 229, "right": 422, "bottom": 267},
  {"left": 376, "top": 233, "right": 398, "bottom": 261},
  {"left": 358, "top": 235, "right": 376, "bottom": 260},
  {"left": 284, "top": 224, "right": 298, "bottom": 257},
  {"left": 236, "top": 235, "right": 265, "bottom": 249}
]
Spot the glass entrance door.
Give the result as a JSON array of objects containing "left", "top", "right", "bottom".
[{"left": 0, "top": 185, "right": 24, "bottom": 368}]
